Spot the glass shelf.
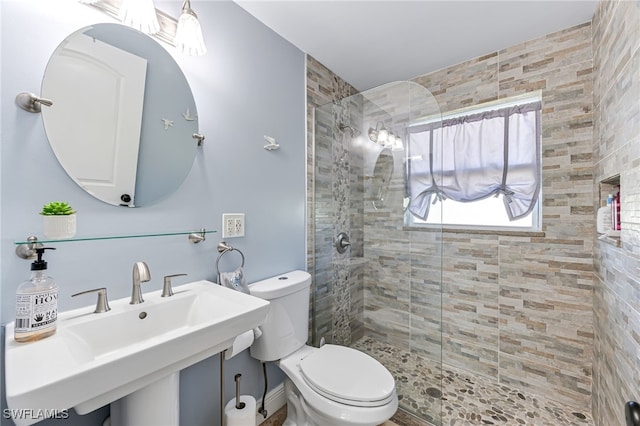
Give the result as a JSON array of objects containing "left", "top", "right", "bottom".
[{"left": 14, "top": 229, "right": 217, "bottom": 245}]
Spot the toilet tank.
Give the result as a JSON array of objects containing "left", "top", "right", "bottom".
[{"left": 249, "top": 270, "right": 311, "bottom": 362}]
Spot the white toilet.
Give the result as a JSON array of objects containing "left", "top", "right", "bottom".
[{"left": 249, "top": 270, "right": 398, "bottom": 426}]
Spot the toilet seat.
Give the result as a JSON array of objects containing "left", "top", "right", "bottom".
[{"left": 298, "top": 344, "right": 395, "bottom": 407}]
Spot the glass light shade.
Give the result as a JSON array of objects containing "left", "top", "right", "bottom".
[
  {"left": 377, "top": 127, "right": 389, "bottom": 144},
  {"left": 386, "top": 133, "right": 396, "bottom": 147},
  {"left": 392, "top": 137, "right": 404, "bottom": 151},
  {"left": 175, "top": 8, "right": 207, "bottom": 56},
  {"left": 368, "top": 127, "right": 378, "bottom": 143},
  {"left": 119, "top": 0, "right": 160, "bottom": 35}
]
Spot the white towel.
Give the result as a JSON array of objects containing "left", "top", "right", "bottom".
[{"left": 220, "top": 266, "right": 250, "bottom": 294}]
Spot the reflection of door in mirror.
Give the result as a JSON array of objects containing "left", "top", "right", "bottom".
[{"left": 42, "top": 32, "right": 147, "bottom": 207}]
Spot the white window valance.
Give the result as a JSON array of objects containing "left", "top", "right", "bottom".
[{"left": 406, "top": 101, "right": 542, "bottom": 221}]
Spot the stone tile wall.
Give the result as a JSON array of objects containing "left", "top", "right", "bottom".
[
  {"left": 365, "top": 22, "right": 594, "bottom": 409},
  {"left": 306, "top": 56, "right": 365, "bottom": 345},
  {"left": 592, "top": 1, "right": 640, "bottom": 425},
  {"left": 307, "top": 17, "right": 596, "bottom": 419}
]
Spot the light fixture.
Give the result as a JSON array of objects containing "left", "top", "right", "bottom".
[
  {"left": 175, "top": 0, "right": 207, "bottom": 56},
  {"left": 368, "top": 122, "right": 386, "bottom": 143},
  {"left": 79, "top": 0, "right": 206, "bottom": 55},
  {"left": 391, "top": 137, "right": 404, "bottom": 151},
  {"left": 368, "top": 121, "right": 404, "bottom": 150},
  {"left": 368, "top": 122, "right": 390, "bottom": 144},
  {"left": 377, "top": 127, "right": 389, "bottom": 144},
  {"left": 386, "top": 133, "right": 396, "bottom": 147},
  {"left": 368, "top": 127, "right": 378, "bottom": 143},
  {"left": 119, "top": 0, "right": 160, "bottom": 35}
]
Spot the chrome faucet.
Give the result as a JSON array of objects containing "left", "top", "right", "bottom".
[{"left": 130, "top": 261, "right": 151, "bottom": 304}]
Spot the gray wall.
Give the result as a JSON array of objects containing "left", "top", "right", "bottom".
[{"left": 1, "top": 1, "right": 305, "bottom": 424}]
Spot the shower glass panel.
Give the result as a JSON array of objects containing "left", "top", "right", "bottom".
[{"left": 312, "top": 81, "right": 443, "bottom": 424}]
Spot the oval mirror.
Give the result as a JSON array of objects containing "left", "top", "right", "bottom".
[
  {"left": 41, "top": 23, "right": 199, "bottom": 207},
  {"left": 371, "top": 149, "right": 394, "bottom": 210}
]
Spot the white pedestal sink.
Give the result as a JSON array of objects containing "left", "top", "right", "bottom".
[
  {"left": 110, "top": 373, "right": 179, "bottom": 426},
  {"left": 4, "top": 281, "right": 270, "bottom": 426}
]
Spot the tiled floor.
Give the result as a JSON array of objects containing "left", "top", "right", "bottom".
[
  {"left": 260, "top": 337, "right": 594, "bottom": 425},
  {"left": 259, "top": 405, "right": 406, "bottom": 426},
  {"left": 353, "top": 337, "right": 594, "bottom": 426}
]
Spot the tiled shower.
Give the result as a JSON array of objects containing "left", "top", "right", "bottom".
[{"left": 307, "top": 1, "right": 640, "bottom": 424}]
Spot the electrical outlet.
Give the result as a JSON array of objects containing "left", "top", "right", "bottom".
[
  {"left": 234, "top": 217, "right": 244, "bottom": 236},
  {"left": 224, "top": 216, "right": 234, "bottom": 237},
  {"left": 222, "top": 213, "right": 245, "bottom": 238}
]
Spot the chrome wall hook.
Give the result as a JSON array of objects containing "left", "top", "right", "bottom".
[
  {"left": 16, "top": 92, "right": 53, "bottom": 113},
  {"left": 192, "top": 133, "right": 205, "bottom": 146}
]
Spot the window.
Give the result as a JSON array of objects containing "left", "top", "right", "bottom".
[{"left": 405, "top": 94, "right": 542, "bottom": 230}]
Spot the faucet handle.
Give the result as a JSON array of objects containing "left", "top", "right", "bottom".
[
  {"left": 162, "top": 273, "right": 187, "bottom": 298},
  {"left": 72, "top": 287, "right": 111, "bottom": 313}
]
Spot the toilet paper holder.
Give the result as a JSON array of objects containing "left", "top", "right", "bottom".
[
  {"left": 234, "top": 374, "right": 245, "bottom": 410},
  {"left": 224, "top": 373, "right": 257, "bottom": 426}
]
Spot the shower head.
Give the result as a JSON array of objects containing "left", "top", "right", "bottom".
[{"left": 338, "top": 123, "right": 361, "bottom": 137}]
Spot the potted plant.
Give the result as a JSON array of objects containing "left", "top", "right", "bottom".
[{"left": 41, "top": 201, "right": 76, "bottom": 239}]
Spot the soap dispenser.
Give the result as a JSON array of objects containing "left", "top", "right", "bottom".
[
  {"left": 14, "top": 247, "right": 58, "bottom": 342},
  {"left": 596, "top": 194, "right": 613, "bottom": 234}
]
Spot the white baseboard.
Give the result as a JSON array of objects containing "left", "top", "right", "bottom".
[{"left": 255, "top": 382, "right": 286, "bottom": 425}]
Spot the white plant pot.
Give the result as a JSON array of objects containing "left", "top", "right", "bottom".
[{"left": 43, "top": 214, "right": 77, "bottom": 239}]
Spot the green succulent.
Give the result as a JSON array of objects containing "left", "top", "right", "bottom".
[{"left": 40, "top": 201, "right": 76, "bottom": 216}]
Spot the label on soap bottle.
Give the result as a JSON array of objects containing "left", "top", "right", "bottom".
[{"left": 14, "top": 290, "right": 58, "bottom": 333}]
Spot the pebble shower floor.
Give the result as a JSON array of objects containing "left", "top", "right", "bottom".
[{"left": 352, "top": 337, "right": 594, "bottom": 426}]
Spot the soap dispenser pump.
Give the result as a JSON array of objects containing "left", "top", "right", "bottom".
[{"left": 14, "top": 247, "right": 58, "bottom": 342}]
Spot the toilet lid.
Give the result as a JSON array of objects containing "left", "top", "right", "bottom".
[{"left": 298, "top": 344, "right": 395, "bottom": 407}]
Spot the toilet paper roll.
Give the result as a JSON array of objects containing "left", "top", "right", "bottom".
[
  {"left": 224, "top": 330, "right": 254, "bottom": 360},
  {"left": 224, "top": 395, "right": 256, "bottom": 426}
]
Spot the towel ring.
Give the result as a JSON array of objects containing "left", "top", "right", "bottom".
[{"left": 215, "top": 241, "right": 245, "bottom": 284}]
